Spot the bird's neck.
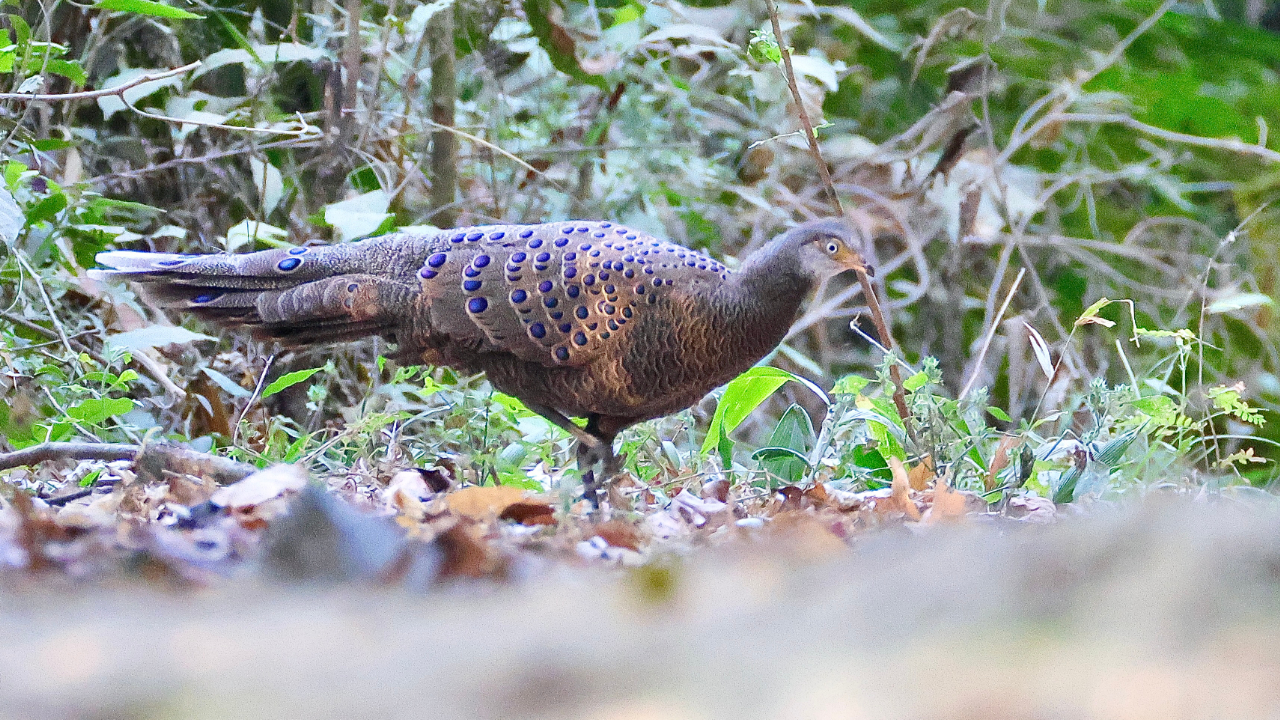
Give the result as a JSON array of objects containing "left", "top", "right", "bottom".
[{"left": 717, "top": 244, "right": 814, "bottom": 357}]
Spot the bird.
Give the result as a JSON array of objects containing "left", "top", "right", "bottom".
[{"left": 91, "top": 218, "right": 869, "bottom": 505}]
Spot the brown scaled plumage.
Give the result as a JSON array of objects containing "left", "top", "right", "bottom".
[{"left": 91, "top": 218, "right": 868, "bottom": 505}]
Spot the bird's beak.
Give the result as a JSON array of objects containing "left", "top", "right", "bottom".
[{"left": 834, "top": 245, "right": 874, "bottom": 277}]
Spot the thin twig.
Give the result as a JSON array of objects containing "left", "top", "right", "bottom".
[
  {"left": 0, "top": 61, "right": 200, "bottom": 102},
  {"left": 857, "top": 270, "right": 912, "bottom": 428},
  {"left": 0, "top": 441, "right": 137, "bottom": 471},
  {"left": 765, "top": 0, "right": 843, "bottom": 215},
  {"left": 959, "top": 268, "right": 1026, "bottom": 401},
  {"left": 233, "top": 354, "right": 275, "bottom": 445}
]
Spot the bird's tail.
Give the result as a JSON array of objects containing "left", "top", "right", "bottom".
[{"left": 90, "top": 237, "right": 427, "bottom": 345}]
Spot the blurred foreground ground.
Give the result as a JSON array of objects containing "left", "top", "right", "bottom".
[{"left": 4, "top": 496, "right": 1280, "bottom": 720}]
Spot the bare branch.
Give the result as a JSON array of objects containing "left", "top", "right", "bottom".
[{"left": 0, "top": 62, "right": 200, "bottom": 102}]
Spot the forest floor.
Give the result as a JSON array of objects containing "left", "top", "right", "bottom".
[{"left": 3, "top": 453, "right": 1279, "bottom": 719}]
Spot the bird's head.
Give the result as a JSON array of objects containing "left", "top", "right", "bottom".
[{"left": 790, "top": 218, "right": 874, "bottom": 279}]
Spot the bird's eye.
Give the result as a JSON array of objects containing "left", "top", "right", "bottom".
[{"left": 825, "top": 242, "right": 839, "bottom": 254}]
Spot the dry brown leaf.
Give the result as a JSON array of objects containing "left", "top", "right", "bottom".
[
  {"left": 908, "top": 455, "right": 935, "bottom": 491},
  {"left": 886, "top": 458, "right": 922, "bottom": 521},
  {"left": 446, "top": 485, "right": 527, "bottom": 520},
  {"left": 700, "top": 478, "right": 729, "bottom": 503},
  {"left": 592, "top": 520, "right": 642, "bottom": 551},
  {"left": 924, "top": 478, "right": 968, "bottom": 524},
  {"left": 984, "top": 436, "right": 1023, "bottom": 491},
  {"left": 497, "top": 502, "right": 556, "bottom": 526}
]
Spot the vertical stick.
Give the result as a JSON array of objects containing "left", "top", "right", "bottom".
[{"left": 428, "top": 4, "right": 459, "bottom": 228}]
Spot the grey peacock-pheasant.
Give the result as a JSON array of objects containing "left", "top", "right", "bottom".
[{"left": 91, "top": 218, "right": 868, "bottom": 503}]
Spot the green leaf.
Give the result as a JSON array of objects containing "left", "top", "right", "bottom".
[
  {"left": 67, "top": 397, "right": 134, "bottom": 424},
  {"left": 903, "top": 370, "right": 929, "bottom": 392},
  {"left": 756, "top": 403, "right": 814, "bottom": 485},
  {"left": 92, "top": 0, "right": 202, "bottom": 19},
  {"left": 261, "top": 367, "right": 324, "bottom": 399},
  {"left": 987, "top": 406, "right": 1013, "bottom": 423},
  {"left": 521, "top": 0, "right": 609, "bottom": 90},
  {"left": 832, "top": 374, "right": 870, "bottom": 396},
  {"left": 25, "top": 191, "right": 67, "bottom": 225},
  {"left": 1053, "top": 466, "right": 1081, "bottom": 505},
  {"left": 701, "top": 366, "right": 799, "bottom": 464}
]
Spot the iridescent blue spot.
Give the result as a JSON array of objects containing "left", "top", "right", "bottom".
[
  {"left": 626, "top": 234, "right": 637, "bottom": 240},
  {"left": 648, "top": 295, "right": 657, "bottom": 305},
  {"left": 590, "top": 250, "right": 601, "bottom": 257},
  {"left": 593, "top": 232, "right": 605, "bottom": 238},
  {"left": 464, "top": 280, "right": 482, "bottom": 291},
  {"left": 288, "top": 247, "right": 307, "bottom": 255},
  {"left": 420, "top": 268, "right": 437, "bottom": 279},
  {"left": 489, "top": 231, "right": 505, "bottom": 240},
  {"left": 508, "top": 274, "right": 522, "bottom": 282},
  {"left": 535, "top": 265, "right": 548, "bottom": 272},
  {"left": 604, "top": 284, "right": 616, "bottom": 294},
  {"left": 624, "top": 255, "right": 634, "bottom": 262},
  {"left": 645, "top": 268, "right": 655, "bottom": 275},
  {"left": 616, "top": 228, "right": 626, "bottom": 234},
  {"left": 277, "top": 257, "right": 302, "bottom": 271},
  {"left": 466, "top": 232, "right": 483, "bottom": 241},
  {"left": 665, "top": 279, "right": 673, "bottom": 285},
  {"left": 428, "top": 253, "right": 447, "bottom": 267},
  {"left": 530, "top": 323, "right": 546, "bottom": 339},
  {"left": 600, "top": 332, "right": 611, "bottom": 339},
  {"left": 601, "top": 222, "right": 612, "bottom": 228},
  {"left": 599, "top": 272, "right": 610, "bottom": 281},
  {"left": 535, "top": 252, "right": 550, "bottom": 263},
  {"left": 687, "top": 261, "right": 697, "bottom": 267},
  {"left": 192, "top": 293, "right": 220, "bottom": 304},
  {"left": 564, "top": 252, "right": 577, "bottom": 261},
  {"left": 519, "top": 229, "right": 534, "bottom": 239},
  {"left": 576, "top": 306, "right": 589, "bottom": 319},
  {"left": 473, "top": 254, "right": 491, "bottom": 268},
  {"left": 347, "top": 283, "right": 358, "bottom": 292},
  {"left": 579, "top": 244, "right": 592, "bottom": 251},
  {"left": 561, "top": 323, "right": 573, "bottom": 333},
  {"left": 576, "top": 226, "right": 589, "bottom": 233},
  {"left": 561, "top": 227, "right": 573, "bottom": 234},
  {"left": 465, "top": 267, "right": 481, "bottom": 278},
  {"left": 511, "top": 289, "right": 528, "bottom": 303},
  {"left": 636, "top": 285, "right": 645, "bottom": 295},
  {"left": 566, "top": 286, "right": 580, "bottom": 298},
  {"left": 551, "top": 311, "right": 564, "bottom": 320},
  {"left": 604, "top": 304, "right": 616, "bottom": 315},
  {"left": 564, "top": 267, "right": 577, "bottom": 279},
  {"left": 554, "top": 237, "right": 568, "bottom": 247},
  {"left": 587, "top": 323, "right": 598, "bottom": 330},
  {"left": 468, "top": 297, "right": 488, "bottom": 313},
  {"left": 555, "top": 347, "right": 570, "bottom": 361},
  {"left": 511, "top": 252, "right": 527, "bottom": 263},
  {"left": 608, "top": 320, "right": 619, "bottom": 331},
  {"left": 584, "top": 275, "right": 595, "bottom": 286},
  {"left": 698, "top": 264, "right": 707, "bottom": 270},
  {"left": 538, "top": 280, "right": 553, "bottom": 293},
  {"left": 622, "top": 306, "right": 633, "bottom": 318},
  {"left": 624, "top": 269, "right": 635, "bottom": 278},
  {"left": 544, "top": 297, "right": 558, "bottom": 308},
  {"left": 574, "top": 332, "right": 587, "bottom": 346},
  {"left": 452, "top": 233, "right": 466, "bottom": 242},
  {"left": 529, "top": 238, "right": 543, "bottom": 248},
  {"left": 158, "top": 259, "right": 184, "bottom": 267}
]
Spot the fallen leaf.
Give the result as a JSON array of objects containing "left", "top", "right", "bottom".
[
  {"left": 908, "top": 455, "right": 934, "bottom": 491},
  {"left": 923, "top": 477, "right": 968, "bottom": 524},
  {"left": 497, "top": 502, "right": 556, "bottom": 526},
  {"left": 985, "top": 436, "right": 1022, "bottom": 491},
  {"left": 885, "top": 457, "right": 922, "bottom": 521},
  {"left": 210, "top": 464, "right": 308, "bottom": 509},
  {"left": 446, "top": 485, "right": 527, "bottom": 519},
  {"left": 592, "top": 520, "right": 642, "bottom": 551},
  {"left": 700, "top": 478, "right": 729, "bottom": 503}
]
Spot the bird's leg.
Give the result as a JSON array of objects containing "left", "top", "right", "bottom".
[{"left": 523, "top": 403, "right": 608, "bottom": 508}]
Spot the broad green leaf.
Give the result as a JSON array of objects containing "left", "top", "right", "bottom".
[
  {"left": 261, "top": 367, "right": 325, "bottom": 399},
  {"left": 756, "top": 403, "right": 814, "bottom": 485},
  {"left": 903, "top": 370, "right": 929, "bottom": 392},
  {"left": 832, "top": 374, "right": 870, "bottom": 396},
  {"left": 93, "top": 0, "right": 203, "bottom": 19},
  {"left": 701, "top": 366, "right": 798, "bottom": 461},
  {"left": 68, "top": 397, "right": 134, "bottom": 424}
]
